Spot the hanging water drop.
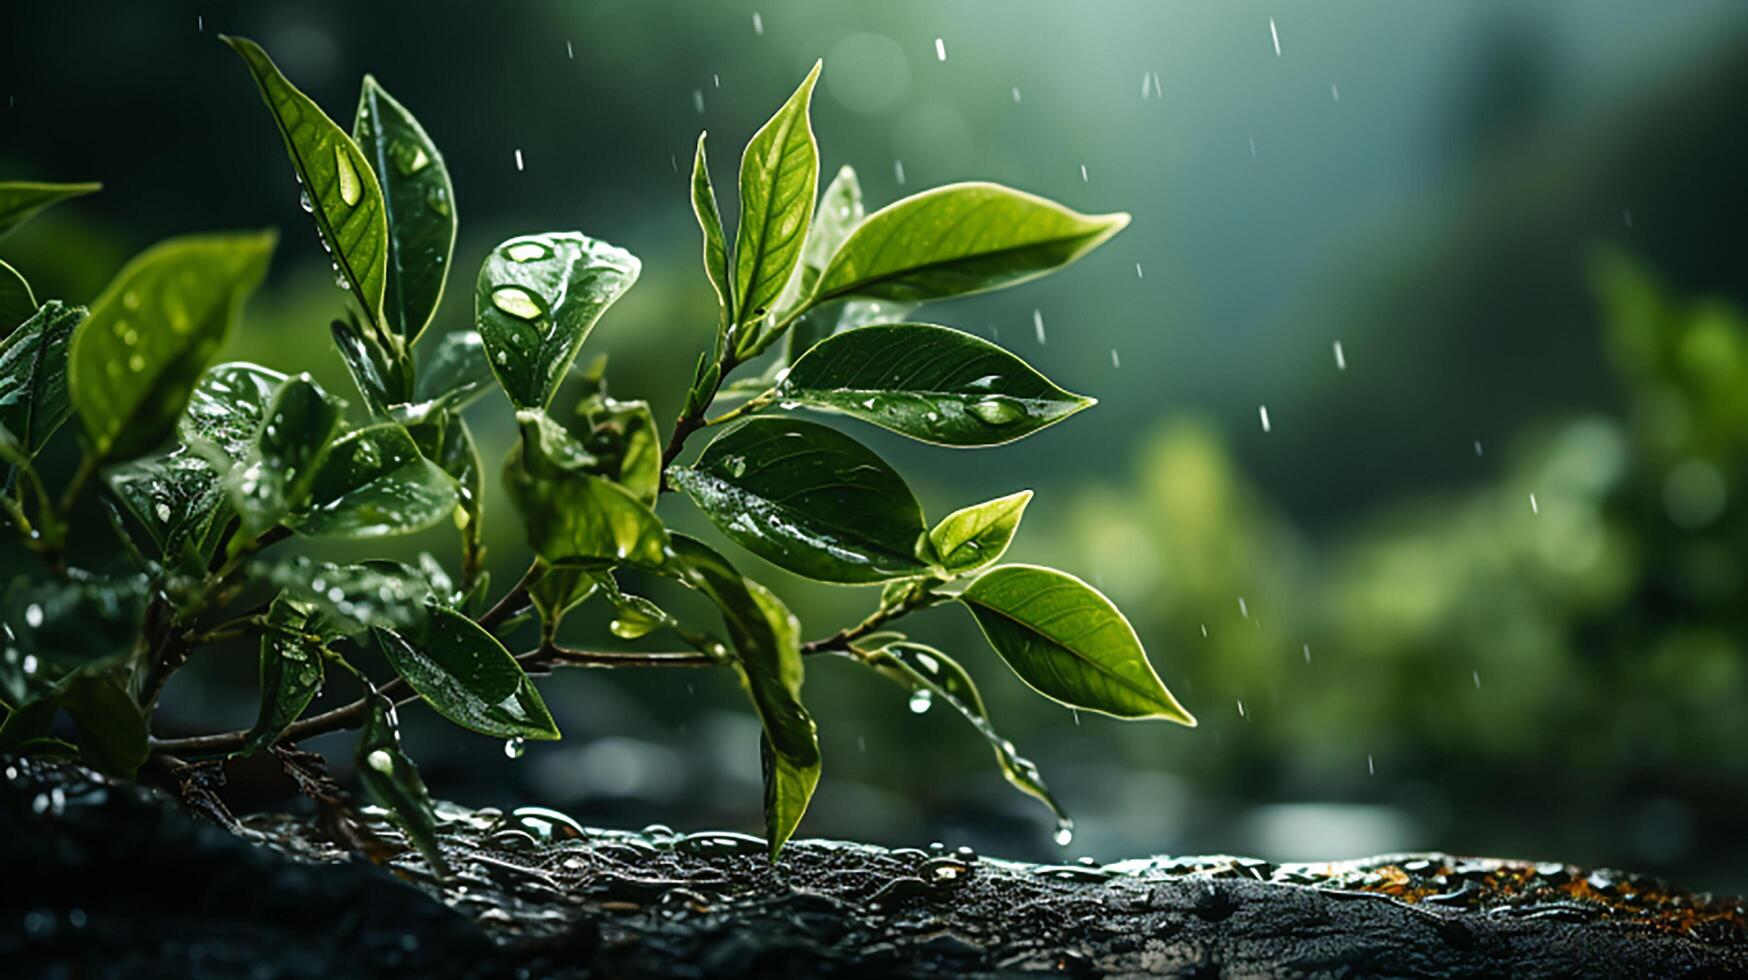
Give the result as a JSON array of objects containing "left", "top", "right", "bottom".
[
  {"left": 298, "top": 189, "right": 314, "bottom": 213},
  {"left": 1053, "top": 820, "right": 1075, "bottom": 846},
  {"left": 334, "top": 147, "right": 362, "bottom": 206},
  {"left": 504, "top": 737, "right": 526, "bottom": 759},
  {"left": 908, "top": 688, "right": 933, "bottom": 714}
]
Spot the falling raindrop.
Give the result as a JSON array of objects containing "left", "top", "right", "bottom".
[
  {"left": 894, "top": 159, "right": 906, "bottom": 185},
  {"left": 1259, "top": 405, "right": 1271, "bottom": 432},
  {"left": 1033, "top": 308, "right": 1046, "bottom": 345},
  {"left": 1249, "top": 136, "right": 1258, "bottom": 159},
  {"left": 1529, "top": 493, "right": 1540, "bottom": 515},
  {"left": 1053, "top": 820, "right": 1075, "bottom": 846},
  {"left": 514, "top": 149, "right": 525, "bottom": 171},
  {"left": 1110, "top": 348, "right": 1121, "bottom": 368},
  {"left": 692, "top": 89, "right": 705, "bottom": 114},
  {"left": 1331, "top": 82, "right": 1341, "bottom": 102},
  {"left": 1333, "top": 340, "right": 1347, "bottom": 370},
  {"left": 934, "top": 37, "right": 947, "bottom": 61},
  {"left": 1474, "top": 440, "right": 1484, "bottom": 457},
  {"left": 908, "top": 689, "right": 933, "bottom": 714},
  {"left": 1238, "top": 596, "right": 1249, "bottom": 618},
  {"left": 1236, "top": 699, "right": 1247, "bottom": 718},
  {"left": 566, "top": 41, "right": 574, "bottom": 59},
  {"left": 1270, "top": 17, "right": 1282, "bottom": 55},
  {"left": 1367, "top": 754, "right": 1376, "bottom": 775},
  {"left": 1079, "top": 164, "right": 1088, "bottom": 182},
  {"left": 751, "top": 12, "right": 764, "bottom": 35},
  {"left": 504, "top": 738, "right": 526, "bottom": 759},
  {"left": 1303, "top": 643, "right": 1313, "bottom": 663},
  {"left": 1011, "top": 86, "right": 1022, "bottom": 104},
  {"left": 1472, "top": 670, "right": 1482, "bottom": 689}
]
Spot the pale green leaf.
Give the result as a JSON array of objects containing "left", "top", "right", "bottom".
[
  {"left": 0, "top": 181, "right": 100, "bottom": 241},
  {"left": 732, "top": 62, "right": 821, "bottom": 337},
  {"left": 929, "top": 490, "right": 1032, "bottom": 574}
]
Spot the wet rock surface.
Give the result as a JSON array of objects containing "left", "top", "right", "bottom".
[{"left": 2, "top": 759, "right": 1744, "bottom": 978}]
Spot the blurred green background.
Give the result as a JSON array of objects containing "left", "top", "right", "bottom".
[{"left": 6, "top": 1, "right": 1748, "bottom": 891}]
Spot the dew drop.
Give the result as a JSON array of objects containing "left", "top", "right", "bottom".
[
  {"left": 24, "top": 604, "right": 43, "bottom": 628},
  {"left": 491, "top": 286, "right": 543, "bottom": 320},
  {"left": 504, "top": 737, "right": 526, "bottom": 759},
  {"left": 299, "top": 189, "right": 314, "bottom": 213},
  {"left": 425, "top": 186, "right": 451, "bottom": 216},
  {"left": 968, "top": 397, "right": 1023, "bottom": 425},
  {"left": 908, "top": 688, "right": 933, "bottom": 714},
  {"left": 334, "top": 147, "right": 362, "bottom": 206},
  {"left": 391, "top": 140, "right": 430, "bottom": 175},
  {"left": 506, "top": 241, "right": 549, "bottom": 263}
]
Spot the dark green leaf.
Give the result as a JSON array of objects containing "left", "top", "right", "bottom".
[
  {"left": 0, "top": 259, "right": 36, "bottom": 335},
  {"left": 669, "top": 535, "right": 818, "bottom": 859},
  {"left": 528, "top": 562, "right": 599, "bottom": 629},
  {"left": 356, "top": 695, "right": 448, "bottom": 875},
  {"left": 1, "top": 572, "right": 147, "bottom": 699},
  {"left": 572, "top": 395, "right": 660, "bottom": 505},
  {"left": 691, "top": 132, "right": 732, "bottom": 342},
  {"left": 57, "top": 665, "right": 149, "bottom": 779},
  {"left": 504, "top": 409, "right": 668, "bottom": 568},
  {"left": 929, "top": 490, "right": 1031, "bottom": 575},
  {"left": 814, "top": 182, "right": 1128, "bottom": 305},
  {"left": 408, "top": 409, "right": 483, "bottom": 551},
  {"left": 104, "top": 448, "right": 231, "bottom": 568},
  {"left": 179, "top": 362, "right": 287, "bottom": 463},
  {"left": 777, "top": 324, "right": 1092, "bottom": 447},
  {"left": 595, "top": 572, "right": 672, "bottom": 640},
  {"left": 222, "top": 374, "right": 344, "bottom": 536},
  {"left": 354, "top": 75, "right": 456, "bottom": 347},
  {"left": 224, "top": 36, "right": 388, "bottom": 332},
  {"left": 69, "top": 232, "right": 277, "bottom": 459},
  {"left": 375, "top": 606, "right": 559, "bottom": 741},
  {"left": 287, "top": 423, "right": 457, "bottom": 538},
  {"left": 242, "top": 597, "right": 328, "bottom": 755},
  {"left": 0, "top": 300, "right": 82, "bottom": 456},
  {"left": 864, "top": 640, "right": 1066, "bottom": 825},
  {"left": 257, "top": 557, "right": 436, "bottom": 636},
  {"left": 476, "top": 232, "right": 640, "bottom": 410},
  {"left": 411, "top": 330, "right": 491, "bottom": 416},
  {"left": 330, "top": 314, "right": 406, "bottom": 414},
  {"left": 668, "top": 417, "right": 933, "bottom": 583},
  {"left": 959, "top": 564, "right": 1194, "bottom": 723},
  {"left": 0, "top": 181, "right": 100, "bottom": 241},
  {"left": 732, "top": 62, "right": 822, "bottom": 340}
]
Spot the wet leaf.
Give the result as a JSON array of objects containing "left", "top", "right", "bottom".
[
  {"left": 691, "top": 132, "right": 732, "bottom": 342},
  {"left": 68, "top": 232, "right": 277, "bottom": 459},
  {"left": 668, "top": 417, "right": 933, "bottom": 583},
  {"left": 330, "top": 314, "right": 407, "bottom": 414},
  {"left": 356, "top": 695, "right": 449, "bottom": 876},
  {"left": 179, "top": 362, "right": 287, "bottom": 464},
  {"left": 56, "top": 665, "right": 148, "bottom": 779},
  {"left": 1, "top": 572, "right": 147, "bottom": 700},
  {"left": 572, "top": 395, "right": 661, "bottom": 505},
  {"left": 504, "top": 409, "right": 668, "bottom": 568},
  {"left": 221, "top": 374, "right": 344, "bottom": 537},
  {"left": 411, "top": 330, "right": 492, "bottom": 416},
  {"left": 476, "top": 232, "right": 639, "bottom": 410},
  {"left": 778, "top": 165, "right": 901, "bottom": 363},
  {"left": 104, "top": 448, "right": 232, "bottom": 568},
  {"left": 242, "top": 597, "right": 328, "bottom": 755},
  {"left": 669, "top": 535, "right": 818, "bottom": 859},
  {"left": 777, "top": 323, "right": 1093, "bottom": 447},
  {"left": 0, "top": 300, "right": 83, "bottom": 456},
  {"left": 354, "top": 75, "right": 456, "bottom": 347},
  {"left": 287, "top": 423, "right": 456, "bottom": 539},
  {"left": 865, "top": 640, "right": 1066, "bottom": 824},
  {"left": 0, "top": 180, "right": 100, "bottom": 241},
  {"left": 0, "top": 259, "right": 36, "bottom": 335},
  {"left": 732, "top": 62, "right": 821, "bottom": 344},
  {"left": 959, "top": 564, "right": 1194, "bottom": 723},
  {"left": 408, "top": 409, "right": 483, "bottom": 554},
  {"left": 814, "top": 182, "right": 1128, "bottom": 305},
  {"left": 224, "top": 36, "right": 388, "bottom": 332},
  {"left": 528, "top": 562, "right": 599, "bottom": 628},
  {"left": 929, "top": 490, "right": 1032, "bottom": 575},
  {"left": 257, "top": 557, "right": 435, "bottom": 636},
  {"left": 374, "top": 605, "right": 559, "bottom": 741}
]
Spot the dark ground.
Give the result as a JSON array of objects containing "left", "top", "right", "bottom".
[{"left": 2, "top": 758, "right": 1744, "bottom": 978}]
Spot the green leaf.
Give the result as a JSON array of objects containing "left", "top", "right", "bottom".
[
  {"left": 668, "top": 417, "right": 933, "bottom": 584},
  {"left": 774, "top": 165, "right": 895, "bottom": 363},
  {"left": 2, "top": 572, "right": 147, "bottom": 699},
  {"left": 222, "top": 374, "right": 344, "bottom": 536},
  {"left": 287, "top": 423, "right": 457, "bottom": 539},
  {"left": 69, "top": 232, "right": 277, "bottom": 460},
  {"left": 330, "top": 314, "right": 406, "bottom": 414},
  {"left": 354, "top": 75, "right": 456, "bottom": 347},
  {"left": 104, "top": 448, "right": 232, "bottom": 568},
  {"left": 0, "top": 259, "right": 37, "bottom": 335},
  {"left": 959, "top": 564, "right": 1194, "bottom": 723},
  {"left": 732, "top": 61, "right": 822, "bottom": 340},
  {"left": 864, "top": 640, "right": 1066, "bottom": 825},
  {"left": 504, "top": 409, "right": 668, "bottom": 568},
  {"left": 374, "top": 605, "right": 559, "bottom": 741},
  {"left": 929, "top": 490, "right": 1032, "bottom": 575},
  {"left": 691, "top": 132, "right": 732, "bottom": 342},
  {"left": 669, "top": 535, "right": 818, "bottom": 859},
  {"left": 476, "top": 232, "right": 640, "bottom": 410},
  {"left": 776, "top": 323, "right": 1093, "bottom": 447},
  {"left": 411, "top": 330, "right": 491, "bottom": 416},
  {"left": 408, "top": 409, "right": 483, "bottom": 549},
  {"left": 0, "top": 300, "right": 83, "bottom": 456},
  {"left": 179, "top": 362, "right": 287, "bottom": 463},
  {"left": 0, "top": 181, "right": 100, "bottom": 241},
  {"left": 257, "top": 557, "right": 436, "bottom": 636},
  {"left": 572, "top": 395, "right": 661, "bottom": 505},
  {"left": 56, "top": 665, "right": 149, "bottom": 779},
  {"left": 223, "top": 36, "right": 388, "bottom": 332},
  {"left": 528, "top": 562, "right": 599, "bottom": 628},
  {"left": 242, "top": 597, "right": 328, "bottom": 755},
  {"left": 595, "top": 572, "right": 672, "bottom": 640},
  {"left": 356, "top": 695, "right": 449, "bottom": 876},
  {"left": 814, "top": 182, "right": 1128, "bottom": 305}
]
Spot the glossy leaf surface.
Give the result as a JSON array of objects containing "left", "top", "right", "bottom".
[
  {"left": 356, "top": 696, "right": 448, "bottom": 875},
  {"left": 288, "top": 423, "right": 456, "bottom": 538},
  {"left": 69, "top": 232, "right": 276, "bottom": 459},
  {"left": 258, "top": 557, "right": 435, "bottom": 636},
  {"left": 668, "top": 418, "right": 932, "bottom": 583},
  {"left": 224, "top": 36, "right": 388, "bottom": 330},
  {"left": 375, "top": 605, "right": 559, "bottom": 741},
  {"left": 505, "top": 409, "right": 668, "bottom": 568},
  {"left": 57, "top": 666, "right": 148, "bottom": 778},
  {"left": 0, "top": 300, "right": 82, "bottom": 456},
  {"left": 0, "top": 181, "right": 99, "bottom": 241},
  {"left": 105, "top": 449, "right": 231, "bottom": 568},
  {"left": 476, "top": 232, "right": 639, "bottom": 410},
  {"left": 928, "top": 490, "right": 1032, "bottom": 575},
  {"left": 330, "top": 315, "right": 405, "bottom": 414},
  {"left": 815, "top": 182, "right": 1128, "bottom": 304},
  {"left": 179, "top": 362, "right": 287, "bottom": 464},
  {"left": 960, "top": 565, "right": 1194, "bottom": 723},
  {"left": 223, "top": 375, "right": 343, "bottom": 536},
  {"left": 411, "top": 330, "right": 491, "bottom": 416},
  {"left": 0, "top": 260, "right": 35, "bottom": 333},
  {"left": 571, "top": 395, "right": 660, "bottom": 505},
  {"left": 732, "top": 62, "right": 821, "bottom": 332},
  {"left": 354, "top": 75, "right": 455, "bottom": 347},
  {"left": 777, "top": 324, "right": 1092, "bottom": 447},
  {"left": 691, "top": 132, "right": 732, "bottom": 340},
  {"left": 242, "top": 597, "right": 327, "bottom": 754}
]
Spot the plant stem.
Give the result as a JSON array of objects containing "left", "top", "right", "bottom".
[{"left": 477, "top": 560, "right": 542, "bottom": 632}]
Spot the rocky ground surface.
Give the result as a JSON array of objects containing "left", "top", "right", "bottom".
[{"left": 2, "top": 758, "right": 1745, "bottom": 978}]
